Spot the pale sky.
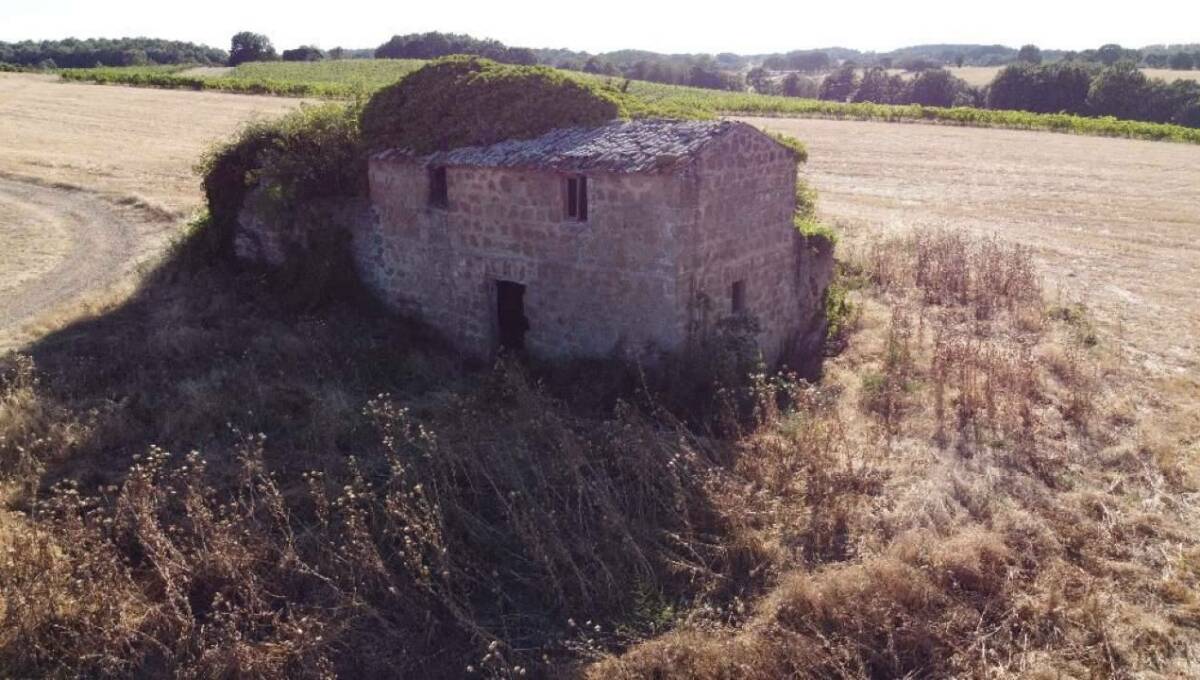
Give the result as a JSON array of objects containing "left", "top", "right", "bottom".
[{"left": 3, "top": 0, "right": 1198, "bottom": 54}]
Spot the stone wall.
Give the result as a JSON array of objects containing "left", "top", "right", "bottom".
[
  {"left": 678, "top": 124, "right": 829, "bottom": 366},
  {"left": 234, "top": 186, "right": 370, "bottom": 268},
  {"left": 358, "top": 158, "right": 698, "bottom": 358}
]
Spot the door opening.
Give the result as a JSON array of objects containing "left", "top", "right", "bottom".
[{"left": 496, "top": 281, "right": 528, "bottom": 351}]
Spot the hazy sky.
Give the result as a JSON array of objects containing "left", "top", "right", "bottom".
[{"left": 4, "top": 0, "right": 1198, "bottom": 54}]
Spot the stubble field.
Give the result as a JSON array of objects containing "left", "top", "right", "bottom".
[{"left": 743, "top": 116, "right": 1200, "bottom": 378}]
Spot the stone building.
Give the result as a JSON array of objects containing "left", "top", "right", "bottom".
[
  {"left": 237, "top": 118, "right": 831, "bottom": 365},
  {"left": 353, "top": 119, "right": 830, "bottom": 364}
]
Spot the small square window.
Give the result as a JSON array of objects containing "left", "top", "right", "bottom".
[
  {"left": 565, "top": 175, "right": 588, "bottom": 221},
  {"left": 428, "top": 166, "right": 448, "bottom": 209},
  {"left": 731, "top": 280, "right": 747, "bottom": 314}
]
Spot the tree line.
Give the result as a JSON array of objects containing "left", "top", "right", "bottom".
[
  {"left": 779, "top": 61, "right": 1199, "bottom": 128},
  {"left": 0, "top": 37, "right": 226, "bottom": 69}
]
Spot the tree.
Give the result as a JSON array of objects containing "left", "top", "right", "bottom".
[
  {"left": 1017, "top": 44, "right": 1043, "bottom": 65},
  {"left": 1168, "top": 52, "right": 1195, "bottom": 70},
  {"left": 582, "top": 56, "right": 619, "bottom": 76},
  {"left": 328, "top": 47, "right": 346, "bottom": 60},
  {"left": 909, "top": 69, "right": 965, "bottom": 107},
  {"left": 1145, "top": 53, "right": 1168, "bottom": 68},
  {"left": 229, "top": 32, "right": 276, "bottom": 66},
  {"left": 1140, "top": 79, "right": 1200, "bottom": 124},
  {"left": 1040, "top": 62, "right": 1093, "bottom": 113},
  {"left": 1097, "top": 43, "right": 1124, "bottom": 66},
  {"left": 1088, "top": 61, "right": 1150, "bottom": 119},
  {"left": 781, "top": 73, "right": 819, "bottom": 98},
  {"left": 818, "top": 65, "right": 859, "bottom": 102},
  {"left": 954, "top": 54, "right": 965, "bottom": 68},
  {"left": 852, "top": 67, "right": 908, "bottom": 104},
  {"left": 282, "top": 45, "right": 324, "bottom": 62},
  {"left": 746, "top": 66, "right": 774, "bottom": 94},
  {"left": 987, "top": 63, "right": 1039, "bottom": 110}
]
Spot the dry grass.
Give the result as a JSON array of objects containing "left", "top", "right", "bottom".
[
  {"left": 4, "top": 226, "right": 1194, "bottom": 677},
  {"left": 744, "top": 116, "right": 1200, "bottom": 380},
  {"left": 592, "top": 229, "right": 1200, "bottom": 678}
]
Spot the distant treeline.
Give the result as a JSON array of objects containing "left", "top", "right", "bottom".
[
  {"left": 0, "top": 37, "right": 226, "bottom": 68},
  {"left": 789, "top": 61, "right": 1200, "bottom": 128},
  {"left": 369, "top": 34, "right": 748, "bottom": 91},
  {"left": 375, "top": 32, "right": 538, "bottom": 65}
]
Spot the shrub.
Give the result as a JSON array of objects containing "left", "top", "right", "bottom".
[
  {"left": 197, "top": 103, "right": 364, "bottom": 258},
  {"left": 767, "top": 131, "right": 809, "bottom": 164},
  {"left": 281, "top": 45, "right": 324, "bottom": 62},
  {"left": 360, "top": 56, "right": 630, "bottom": 152}
]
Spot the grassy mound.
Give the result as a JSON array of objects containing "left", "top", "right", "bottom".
[{"left": 360, "top": 56, "right": 631, "bottom": 153}]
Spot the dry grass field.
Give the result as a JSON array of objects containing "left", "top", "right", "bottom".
[
  {"left": 0, "top": 73, "right": 300, "bottom": 346},
  {"left": 744, "top": 116, "right": 1200, "bottom": 379},
  {"left": 1, "top": 74, "right": 1199, "bottom": 676}
]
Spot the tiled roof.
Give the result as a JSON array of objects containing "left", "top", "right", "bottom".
[{"left": 374, "top": 119, "right": 747, "bottom": 174}]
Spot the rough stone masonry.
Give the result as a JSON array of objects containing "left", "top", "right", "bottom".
[{"left": 239, "top": 119, "right": 833, "bottom": 366}]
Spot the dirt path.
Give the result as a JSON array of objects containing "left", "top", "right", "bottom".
[
  {"left": 0, "top": 176, "right": 155, "bottom": 348},
  {"left": 0, "top": 73, "right": 302, "bottom": 349}
]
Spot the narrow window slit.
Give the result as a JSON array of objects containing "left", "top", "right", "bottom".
[
  {"left": 565, "top": 175, "right": 588, "bottom": 221},
  {"left": 731, "top": 280, "right": 747, "bottom": 314}
]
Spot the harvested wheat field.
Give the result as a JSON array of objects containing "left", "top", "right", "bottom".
[
  {"left": 745, "top": 116, "right": 1200, "bottom": 377},
  {"left": 0, "top": 73, "right": 300, "bottom": 346}
]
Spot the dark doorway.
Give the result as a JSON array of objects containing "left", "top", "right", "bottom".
[
  {"left": 496, "top": 281, "right": 528, "bottom": 351},
  {"left": 428, "top": 166, "right": 448, "bottom": 209}
]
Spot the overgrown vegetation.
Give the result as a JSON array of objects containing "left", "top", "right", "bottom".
[{"left": 360, "top": 56, "right": 630, "bottom": 153}]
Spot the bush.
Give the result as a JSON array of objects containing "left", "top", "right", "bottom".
[
  {"left": 360, "top": 56, "right": 629, "bottom": 153},
  {"left": 281, "top": 45, "right": 324, "bottom": 62},
  {"left": 197, "top": 103, "right": 364, "bottom": 258}
]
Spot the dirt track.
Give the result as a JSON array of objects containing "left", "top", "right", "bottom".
[
  {"left": 0, "top": 73, "right": 301, "bottom": 348},
  {"left": 0, "top": 177, "right": 146, "bottom": 347}
]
